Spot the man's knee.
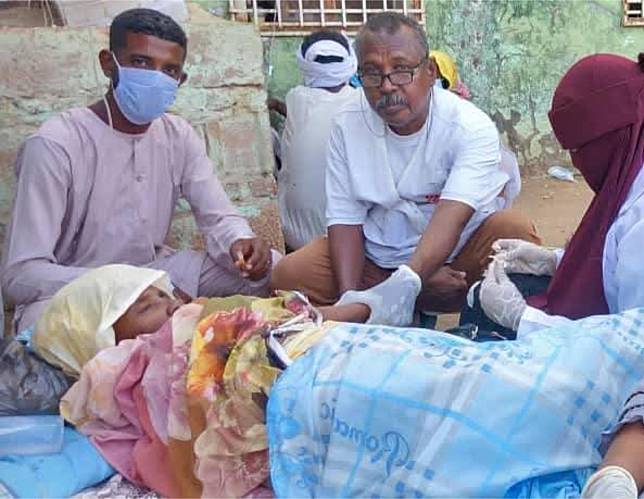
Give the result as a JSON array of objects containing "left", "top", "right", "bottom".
[
  {"left": 271, "top": 237, "right": 328, "bottom": 290},
  {"left": 484, "top": 209, "right": 541, "bottom": 245},
  {"left": 270, "top": 254, "right": 299, "bottom": 291}
]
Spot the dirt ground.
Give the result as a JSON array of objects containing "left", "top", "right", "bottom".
[
  {"left": 513, "top": 174, "right": 593, "bottom": 247},
  {"left": 435, "top": 173, "right": 593, "bottom": 330}
]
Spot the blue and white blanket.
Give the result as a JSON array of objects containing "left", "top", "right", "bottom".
[{"left": 267, "top": 308, "right": 644, "bottom": 497}]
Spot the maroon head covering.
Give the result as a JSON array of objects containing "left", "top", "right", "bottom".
[{"left": 529, "top": 53, "right": 644, "bottom": 319}]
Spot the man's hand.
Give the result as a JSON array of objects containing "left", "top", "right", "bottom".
[
  {"left": 229, "top": 237, "right": 272, "bottom": 281},
  {"left": 427, "top": 266, "right": 467, "bottom": 296},
  {"left": 492, "top": 239, "right": 557, "bottom": 276},
  {"left": 418, "top": 266, "right": 468, "bottom": 311}
]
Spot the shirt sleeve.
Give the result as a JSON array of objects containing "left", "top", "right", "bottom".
[
  {"left": 277, "top": 91, "right": 297, "bottom": 181},
  {"left": 516, "top": 305, "right": 574, "bottom": 337},
  {"left": 554, "top": 248, "right": 565, "bottom": 268},
  {"left": 614, "top": 213, "right": 644, "bottom": 312},
  {"left": 325, "top": 121, "right": 370, "bottom": 227},
  {"left": 180, "top": 125, "right": 255, "bottom": 264},
  {"left": 440, "top": 122, "right": 508, "bottom": 210},
  {"left": 1, "top": 137, "right": 89, "bottom": 305}
]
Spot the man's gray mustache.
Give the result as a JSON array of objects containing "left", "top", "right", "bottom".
[{"left": 375, "top": 94, "right": 408, "bottom": 110}]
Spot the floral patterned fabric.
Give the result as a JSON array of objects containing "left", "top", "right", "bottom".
[{"left": 62, "top": 292, "right": 327, "bottom": 498}]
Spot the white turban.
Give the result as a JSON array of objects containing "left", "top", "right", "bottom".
[{"left": 296, "top": 36, "right": 357, "bottom": 88}]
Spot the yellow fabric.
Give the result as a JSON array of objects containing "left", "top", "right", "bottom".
[
  {"left": 283, "top": 320, "right": 337, "bottom": 359},
  {"left": 59, "top": 291, "right": 331, "bottom": 497},
  {"left": 184, "top": 292, "right": 327, "bottom": 497},
  {"left": 33, "top": 264, "right": 172, "bottom": 377},
  {"left": 430, "top": 50, "right": 459, "bottom": 90},
  {"left": 187, "top": 293, "right": 302, "bottom": 403}
]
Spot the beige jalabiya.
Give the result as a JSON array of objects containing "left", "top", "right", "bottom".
[{"left": 2, "top": 108, "right": 263, "bottom": 332}]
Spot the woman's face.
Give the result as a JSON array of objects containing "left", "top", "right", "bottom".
[
  {"left": 567, "top": 127, "right": 626, "bottom": 194},
  {"left": 113, "top": 286, "right": 180, "bottom": 342}
]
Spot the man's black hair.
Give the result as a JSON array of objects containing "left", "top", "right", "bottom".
[
  {"left": 354, "top": 12, "right": 428, "bottom": 61},
  {"left": 301, "top": 30, "right": 350, "bottom": 64},
  {"left": 110, "top": 8, "right": 187, "bottom": 57}
]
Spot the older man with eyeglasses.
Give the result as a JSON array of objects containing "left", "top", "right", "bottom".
[{"left": 271, "top": 12, "right": 540, "bottom": 326}]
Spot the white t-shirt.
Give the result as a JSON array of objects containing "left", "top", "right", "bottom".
[
  {"left": 278, "top": 85, "right": 359, "bottom": 250},
  {"left": 326, "top": 87, "right": 509, "bottom": 268},
  {"left": 519, "top": 164, "right": 644, "bottom": 335}
]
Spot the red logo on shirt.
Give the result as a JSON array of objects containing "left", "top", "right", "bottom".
[{"left": 425, "top": 194, "right": 440, "bottom": 204}]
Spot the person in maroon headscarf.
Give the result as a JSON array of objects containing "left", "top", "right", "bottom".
[
  {"left": 470, "top": 52, "right": 644, "bottom": 496},
  {"left": 473, "top": 52, "right": 644, "bottom": 335}
]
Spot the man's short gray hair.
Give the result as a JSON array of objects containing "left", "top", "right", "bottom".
[{"left": 354, "top": 12, "right": 429, "bottom": 63}]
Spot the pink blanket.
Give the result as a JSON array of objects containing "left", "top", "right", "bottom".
[{"left": 61, "top": 294, "right": 322, "bottom": 497}]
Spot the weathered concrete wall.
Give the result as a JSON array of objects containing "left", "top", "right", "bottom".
[
  {"left": 0, "top": 4, "right": 283, "bottom": 252},
  {"left": 264, "top": 0, "right": 644, "bottom": 174},
  {"left": 424, "top": 0, "right": 644, "bottom": 174}
]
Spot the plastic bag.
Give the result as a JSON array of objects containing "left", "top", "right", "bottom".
[
  {"left": 0, "top": 415, "right": 64, "bottom": 455},
  {"left": 0, "top": 338, "right": 73, "bottom": 415},
  {"left": 547, "top": 165, "right": 577, "bottom": 182}
]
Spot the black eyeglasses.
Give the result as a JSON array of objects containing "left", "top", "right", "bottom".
[{"left": 358, "top": 59, "right": 427, "bottom": 88}]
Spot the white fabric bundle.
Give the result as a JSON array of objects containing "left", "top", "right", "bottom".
[{"left": 296, "top": 37, "right": 357, "bottom": 88}]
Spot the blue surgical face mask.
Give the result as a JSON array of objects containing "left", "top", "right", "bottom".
[{"left": 111, "top": 53, "right": 180, "bottom": 125}]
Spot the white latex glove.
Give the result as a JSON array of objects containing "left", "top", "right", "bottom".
[
  {"left": 336, "top": 265, "right": 422, "bottom": 327},
  {"left": 479, "top": 258, "right": 527, "bottom": 331},
  {"left": 582, "top": 466, "right": 638, "bottom": 499},
  {"left": 492, "top": 238, "right": 557, "bottom": 276}
]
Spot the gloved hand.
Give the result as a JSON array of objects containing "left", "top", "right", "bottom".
[
  {"left": 492, "top": 239, "right": 557, "bottom": 276},
  {"left": 582, "top": 465, "right": 638, "bottom": 498},
  {"left": 336, "top": 265, "right": 422, "bottom": 327},
  {"left": 479, "top": 258, "right": 527, "bottom": 331}
]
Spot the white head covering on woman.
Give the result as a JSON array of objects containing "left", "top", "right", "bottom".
[
  {"left": 296, "top": 34, "right": 357, "bottom": 88},
  {"left": 33, "top": 264, "right": 172, "bottom": 377}
]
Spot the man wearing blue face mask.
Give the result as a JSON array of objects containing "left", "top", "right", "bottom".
[{"left": 1, "top": 8, "right": 276, "bottom": 333}]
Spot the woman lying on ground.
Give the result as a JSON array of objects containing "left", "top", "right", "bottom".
[
  {"left": 469, "top": 52, "right": 644, "bottom": 336},
  {"left": 24, "top": 263, "right": 389, "bottom": 497},
  {"left": 21, "top": 262, "right": 644, "bottom": 498},
  {"left": 32, "top": 264, "right": 374, "bottom": 377}
]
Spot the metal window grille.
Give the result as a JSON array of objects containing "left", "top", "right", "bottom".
[
  {"left": 624, "top": 0, "right": 644, "bottom": 26},
  {"left": 228, "top": 0, "right": 425, "bottom": 36}
]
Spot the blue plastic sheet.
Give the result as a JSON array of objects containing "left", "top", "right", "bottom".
[{"left": 0, "top": 427, "right": 114, "bottom": 498}]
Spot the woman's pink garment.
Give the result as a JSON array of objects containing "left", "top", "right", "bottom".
[
  {"left": 530, "top": 53, "right": 644, "bottom": 319},
  {"left": 60, "top": 308, "right": 197, "bottom": 496},
  {"left": 60, "top": 298, "right": 292, "bottom": 497}
]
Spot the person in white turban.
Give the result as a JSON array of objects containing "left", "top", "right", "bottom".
[{"left": 274, "top": 30, "right": 359, "bottom": 251}]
